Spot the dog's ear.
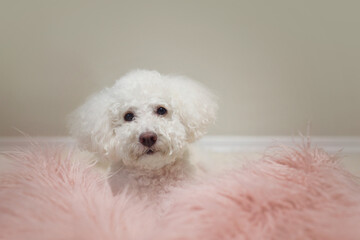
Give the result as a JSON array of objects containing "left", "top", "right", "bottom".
[
  {"left": 170, "top": 76, "right": 218, "bottom": 143},
  {"left": 67, "top": 88, "right": 115, "bottom": 156}
]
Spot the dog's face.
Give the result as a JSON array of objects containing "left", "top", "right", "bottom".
[
  {"left": 108, "top": 90, "right": 188, "bottom": 170},
  {"left": 69, "top": 70, "right": 217, "bottom": 170}
]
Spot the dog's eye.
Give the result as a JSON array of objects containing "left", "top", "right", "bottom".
[
  {"left": 156, "top": 107, "right": 167, "bottom": 115},
  {"left": 124, "top": 112, "right": 135, "bottom": 121}
]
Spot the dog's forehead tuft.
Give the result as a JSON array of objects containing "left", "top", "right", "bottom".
[
  {"left": 109, "top": 69, "right": 216, "bottom": 118},
  {"left": 114, "top": 70, "right": 163, "bottom": 87},
  {"left": 111, "top": 70, "right": 176, "bottom": 103}
]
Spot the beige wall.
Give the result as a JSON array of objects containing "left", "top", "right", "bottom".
[{"left": 1, "top": 0, "right": 359, "bottom": 137}]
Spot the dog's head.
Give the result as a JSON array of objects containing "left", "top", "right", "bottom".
[{"left": 68, "top": 70, "right": 217, "bottom": 170}]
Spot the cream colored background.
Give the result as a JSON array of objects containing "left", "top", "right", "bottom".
[{"left": 1, "top": 0, "right": 359, "bottom": 137}]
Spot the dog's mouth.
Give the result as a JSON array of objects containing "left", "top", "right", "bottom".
[
  {"left": 146, "top": 149, "right": 154, "bottom": 155},
  {"left": 138, "top": 148, "right": 162, "bottom": 158}
]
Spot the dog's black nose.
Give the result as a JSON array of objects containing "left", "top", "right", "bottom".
[{"left": 139, "top": 132, "right": 157, "bottom": 147}]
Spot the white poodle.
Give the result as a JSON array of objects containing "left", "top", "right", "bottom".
[{"left": 69, "top": 70, "right": 217, "bottom": 197}]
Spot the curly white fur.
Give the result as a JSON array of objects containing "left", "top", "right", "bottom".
[{"left": 68, "top": 70, "right": 217, "bottom": 196}]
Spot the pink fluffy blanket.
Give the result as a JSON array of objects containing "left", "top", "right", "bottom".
[{"left": 1, "top": 143, "right": 360, "bottom": 240}]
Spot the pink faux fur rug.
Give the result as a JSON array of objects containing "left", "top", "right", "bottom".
[{"left": 1, "top": 142, "right": 360, "bottom": 240}]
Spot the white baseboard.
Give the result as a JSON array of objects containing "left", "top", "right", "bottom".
[
  {"left": 196, "top": 136, "right": 360, "bottom": 154},
  {"left": 0, "top": 136, "right": 359, "bottom": 154}
]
